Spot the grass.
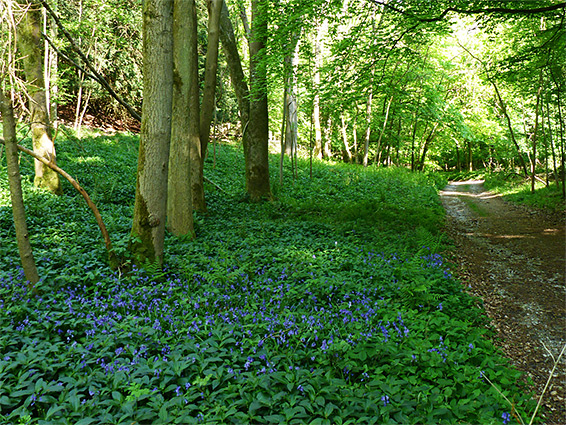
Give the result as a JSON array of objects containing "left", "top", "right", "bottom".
[
  {"left": 0, "top": 129, "right": 539, "bottom": 424},
  {"left": 445, "top": 169, "right": 565, "bottom": 212},
  {"left": 483, "top": 173, "right": 565, "bottom": 212}
]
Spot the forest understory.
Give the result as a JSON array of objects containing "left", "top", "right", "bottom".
[{"left": 441, "top": 180, "right": 565, "bottom": 425}]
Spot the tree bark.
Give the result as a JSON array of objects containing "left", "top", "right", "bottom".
[
  {"left": 17, "top": 0, "right": 61, "bottom": 194},
  {"left": 219, "top": 0, "right": 250, "bottom": 128},
  {"left": 531, "top": 70, "right": 543, "bottom": 192},
  {"left": 188, "top": 0, "right": 205, "bottom": 212},
  {"left": 340, "top": 114, "right": 353, "bottom": 162},
  {"left": 200, "top": 0, "right": 223, "bottom": 162},
  {"left": 312, "top": 21, "right": 323, "bottom": 159},
  {"left": 0, "top": 90, "right": 39, "bottom": 292},
  {"left": 131, "top": 0, "right": 174, "bottom": 266},
  {"left": 167, "top": 0, "right": 195, "bottom": 236},
  {"left": 246, "top": 0, "right": 272, "bottom": 201}
]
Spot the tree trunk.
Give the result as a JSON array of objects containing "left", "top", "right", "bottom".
[
  {"left": 279, "top": 89, "right": 288, "bottom": 186},
  {"left": 374, "top": 95, "right": 393, "bottom": 167},
  {"left": 323, "top": 115, "right": 332, "bottom": 158},
  {"left": 531, "top": 70, "right": 543, "bottom": 193},
  {"left": 312, "top": 21, "right": 323, "bottom": 159},
  {"left": 17, "top": 0, "right": 61, "bottom": 194},
  {"left": 188, "top": 0, "right": 205, "bottom": 212},
  {"left": 200, "top": 0, "right": 223, "bottom": 162},
  {"left": 246, "top": 0, "right": 272, "bottom": 201},
  {"left": 131, "top": 0, "right": 174, "bottom": 266},
  {"left": 362, "top": 89, "right": 373, "bottom": 167},
  {"left": 167, "top": 0, "right": 195, "bottom": 237},
  {"left": 284, "top": 36, "right": 300, "bottom": 156},
  {"left": 219, "top": 0, "right": 249, "bottom": 127},
  {"left": 0, "top": 90, "right": 40, "bottom": 292},
  {"left": 340, "top": 114, "right": 353, "bottom": 162}
]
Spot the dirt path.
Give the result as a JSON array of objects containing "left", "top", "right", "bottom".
[{"left": 440, "top": 180, "right": 565, "bottom": 424}]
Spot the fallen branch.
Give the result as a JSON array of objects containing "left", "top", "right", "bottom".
[
  {"left": 204, "top": 175, "right": 228, "bottom": 194},
  {"left": 0, "top": 137, "right": 117, "bottom": 266}
]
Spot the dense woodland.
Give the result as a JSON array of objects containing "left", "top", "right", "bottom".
[{"left": 0, "top": 0, "right": 565, "bottom": 424}]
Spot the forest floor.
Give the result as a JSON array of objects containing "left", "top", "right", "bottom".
[{"left": 440, "top": 180, "right": 565, "bottom": 424}]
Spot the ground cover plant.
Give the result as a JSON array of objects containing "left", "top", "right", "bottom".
[{"left": 0, "top": 131, "right": 538, "bottom": 424}]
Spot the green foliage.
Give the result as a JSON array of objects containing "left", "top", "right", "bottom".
[
  {"left": 0, "top": 134, "right": 538, "bottom": 424},
  {"left": 484, "top": 172, "right": 566, "bottom": 212}
]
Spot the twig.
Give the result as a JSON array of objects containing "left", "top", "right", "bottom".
[
  {"left": 204, "top": 176, "right": 227, "bottom": 194},
  {"left": 529, "top": 343, "right": 566, "bottom": 425},
  {"left": 481, "top": 371, "right": 525, "bottom": 425}
]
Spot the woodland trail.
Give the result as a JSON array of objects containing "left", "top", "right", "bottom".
[{"left": 440, "top": 180, "right": 565, "bottom": 424}]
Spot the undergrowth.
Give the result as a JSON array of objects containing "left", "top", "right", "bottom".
[
  {"left": 0, "top": 130, "right": 538, "bottom": 424},
  {"left": 484, "top": 173, "right": 565, "bottom": 212}
]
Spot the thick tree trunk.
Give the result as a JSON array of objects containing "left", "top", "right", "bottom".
[
  {"left": 167, "top": 0, "right": 195, "bottom": 237},
  {"left": 0, "top": 90, "right": 39, "bottom": 292},
  {"left": 246, "top": 0, "right": 272, "bottom": 201},
  {"left": 131, "top": 0, "right": 174, "bottom": 266},
  {"left": 200, "top": 0, "right": 223, "bottom": 161},
  {"left": 17, "top": 0, "right": 61, "bottom": 194}
]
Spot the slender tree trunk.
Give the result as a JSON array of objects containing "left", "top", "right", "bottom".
[
  {"left": 167, "top": 0, "right": 195, "bottom": 237},
  {"left": 130, "top": 0, "right": 174, "bottom": 266},
  {"left": 531, "top": 70, "right": 543, "bottom": 192},
  {"left": 340, "top": 114, "right": 352, "bottom": 162},
  {"left": 546, "top": 94, "right": 559, "bottom": 189},
  {"left": 279, "top": 89, "right": 287, "bottom": 186},
  {"left": 0, "top": 90, "right": 40, "bottom": 292},
  {"left": 312, "top": 21, "right": 323, "bottom": 159},
  {"left": 418, "top": 121, "right": 440, "bottom": 171},
  {"left": 246, "top": 0, "right": 272, "bottom": 201},
  {"left": 362, "top": 89, "right": 373, "bottom": 167},
  {"left": 17, "top": 0, "right": 61, "bottom": 194},
  {"left": 374, "top": 95, "right": 393, "bottom": 167},
  {"left": 200, "top": 0, "right": 222, "bottom": 161},
  {"left": 43, "top": 3, "right": 57, "bottom": 125},
  {"left": 188, "top": 0, "right": 205, "bottom": 212},
  {"left": 323, "top": 115, "right": 332, "bottom": 158},
  {"left": 284, "top": 36, "right": 300, "bottom": 156}
]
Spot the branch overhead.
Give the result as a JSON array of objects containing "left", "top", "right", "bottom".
[{"left": 369, "top": 1, "right": 566, "bottom": 23}]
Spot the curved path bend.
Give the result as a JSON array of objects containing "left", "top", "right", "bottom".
[{"left": 440, "top": 180, "right": 565, "bottom": 424}]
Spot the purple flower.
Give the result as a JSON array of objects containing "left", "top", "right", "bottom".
[{"left": 502, "top": 412, "right": 511, "bottom": 424}]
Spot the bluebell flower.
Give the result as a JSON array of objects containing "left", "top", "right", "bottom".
[{"left": 502, "top": 412, "right": 511, "bottom": 424}]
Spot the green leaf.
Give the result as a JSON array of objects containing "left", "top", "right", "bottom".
[{"left": 46, "top": 404, "right": 65, "bottom": 419}]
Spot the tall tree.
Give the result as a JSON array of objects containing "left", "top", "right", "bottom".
[
  {"left": 244, "top": 0, "right": 272, "bottom": 200},
  {"left": 0, "top": 88, "right": 39, "bottom": 292},
  {"left": 219, "top": 0, "right": 272, "bottom": 201},
  {"left": 167, "top": 0, "right": 195, "bottom": 237},
  {"left": 17, "top": 0, "right": 61, "bottom": 194},
  {"left": 130, "top": 0, "right": 173, "bottom": 266}
]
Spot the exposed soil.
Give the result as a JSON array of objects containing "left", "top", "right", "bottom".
[{"left": 440, "top": 180, "right": 565, "bottom": 425}]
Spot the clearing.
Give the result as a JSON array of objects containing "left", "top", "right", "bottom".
[{"left": 441, "top": 180, "right": 565, "bottom": 424}]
